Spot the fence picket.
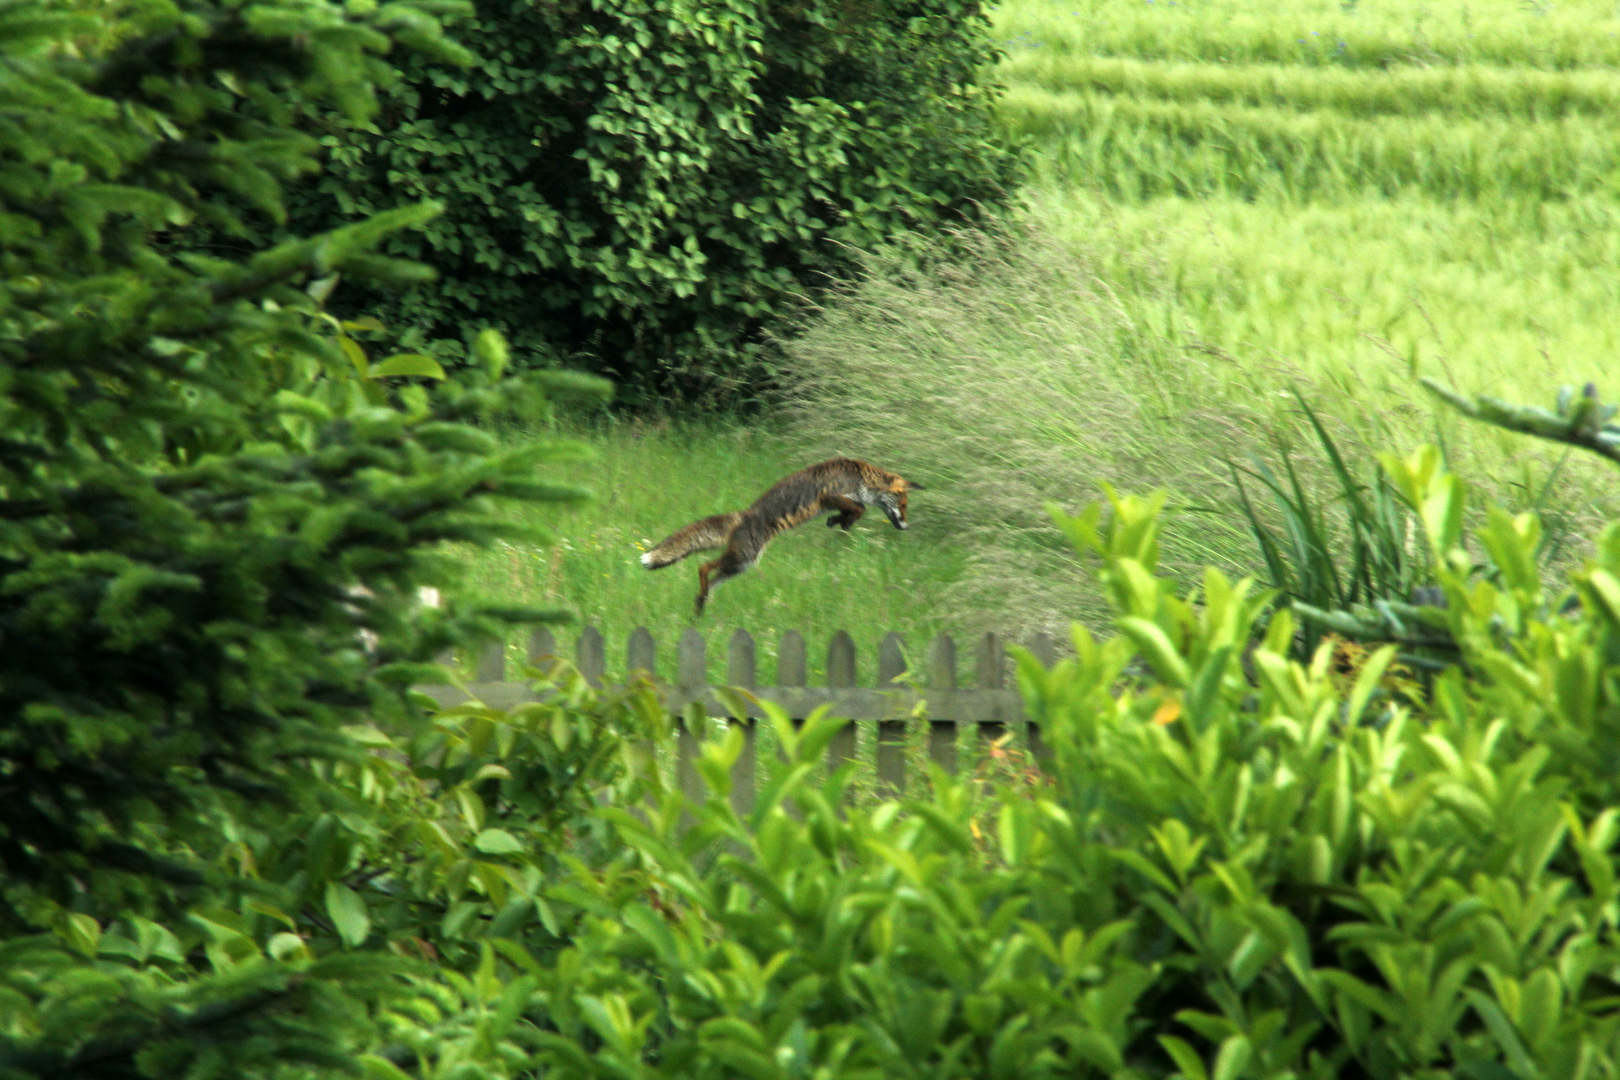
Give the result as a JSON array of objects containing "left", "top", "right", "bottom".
[
  {"left": 826, "top": 631, "right": 857, "bottom": 774},
  {"left": 576, "top": 626, "right": 604, "bottom": 687},
  {"left": 420, "top": 625, "right": 1048, "bottom": 805},
  {"left": 877, "top": 632, "right": 907, "bottom": 796},
  {"left": 976, "top": 632, "right": 1006, "bottom": 749},
  {"left": 928, "top": 633, "right": 958, "bottom": 775},
  {"left": 1025, "top": 631, "right": 1056, "bottom": 760},
  {"left": 727, "top": 630, "right": 757, "bottom": 816},
  {"left": 528, "top": 626, "right": 556, "bottom": 666},
  {"left": 778, "top": 630, "right": 806, "bottom": 688},
  {"left": 627, "top": 626, "right": 656, "bottom": 680},
  {"left": 676, "top": 629, "right": 707, "bottom": 809}
]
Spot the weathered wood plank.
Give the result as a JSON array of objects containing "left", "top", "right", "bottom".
[
  {"left": 528, "top": 626, "right": 556, "bottom": 665},
  {"left": 476, "top": 640, "right": 505, "bottom": 683},
  {"left": 976, "top": 632, "right": 1006, "bottom": 747},
  {"left": 676, "top": 629, "right": 707, "bottom": 810},
  {"left": 928, "top": 633, "right": 958, "bottom": 776},
  {"left": 876, "top": 631, "right": 907, "bottom": 797},
  {"left": 1024, "top": 631, "right": 1056, "bottom": 760},
  {"left": 627, "top": 626, "right": 656, "bottom": 679},
  {"left": 827, "top": 631, "right": 855, "bottom": 686},
  {"left": 727, "top": 630, "right": 757, "bottom": 689},
  {"left": 677, "top": 629, "right": 706, "bottom": 689},
  {"left": 778, "top": 630, "right": 807, "bottom": 690},
  {"left": 826, "top": 631, "right": 856, "bottom": 774},
  {"left": 420, "top": 681, "right": 1024, "bottom": 723},
  {"left": 577, "top": 626, "right": 605, "bottom": 687},
  {"left": 727, "top": 630, "right": 756, "bottom": 817}
]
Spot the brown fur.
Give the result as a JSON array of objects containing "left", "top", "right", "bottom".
[{"left": 639, "top": 458, "right": 923, "bottom": 615}]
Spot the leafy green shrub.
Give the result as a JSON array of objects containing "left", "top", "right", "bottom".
[
  {"left": 0, "top": 0, "right": 652, "bottom": 1074},
  {"left": 500, "top": 448, "right": 1620, "bottom": 1078},
  {"left": 285, "top": 0, "right": 1023, "bottom": 403},
  {"left": 0, "top": 659, "right": 669, "bottom": 1078}
]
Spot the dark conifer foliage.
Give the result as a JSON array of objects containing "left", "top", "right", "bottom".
[{"left": 0, "top": 2, "right": 614, "bottom": 1074}]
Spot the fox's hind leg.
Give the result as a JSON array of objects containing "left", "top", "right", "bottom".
[
  {"left": 695, "top": 549, "right": 754, "bottom": 615},
  {"left": 823, "top": 494, "right": 865, "bottom": 531}
]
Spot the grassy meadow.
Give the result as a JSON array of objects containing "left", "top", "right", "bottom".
[
  {"left": 996, "top": 0, "right": 1620, "bottom": 412},
  {"left": 467, "top": 0, "right": 1620, "bottom": 673},
  {"left": 461, "top": 418, "right": 967, "bottom": 685}
]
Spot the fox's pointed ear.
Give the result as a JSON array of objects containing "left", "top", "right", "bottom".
[{"left": 905, "top": 479, "right": 925, "bottom": 491}]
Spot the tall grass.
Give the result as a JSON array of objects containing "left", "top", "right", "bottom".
[
  {"left": 1004, "top": 55, "right": 1620, "bottom": 120},
  {"left": 995, "top": 0, "right": 1620, "bottom": 69},
  {"left": 1036, "top": 191, "right": 1620, "bottom": 418},
  {"left": 974, "top": 0, "right": 1620, "bottom": 622},
  {"left": 779, "top": 226, "right": 1278, "bottom": 637},
  {"left": 1006, "top": 87, "right": 1620, "bottom": 200}
]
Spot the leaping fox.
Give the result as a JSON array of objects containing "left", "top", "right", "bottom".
[{"left": 640, "top": 458, "right": 924, "bottom": 614}]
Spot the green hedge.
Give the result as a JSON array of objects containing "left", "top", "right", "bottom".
[
  {"left": 289, "top": 0, "right": 1022, "bottom": 403},
  {"left": 504, "top": 454, "right": 1620, "bottom": 1078}
]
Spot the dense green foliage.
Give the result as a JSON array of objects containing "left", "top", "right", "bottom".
[
  {"left": 24, "top": 425, "right": 1620, "bottom": 1078},
  {"left": 13, "top": 0, "right": 1620, "bottom": 1076},
  {"left": 496, "top": 453, "right": 1620, "bottom": 1078},
  {"left": 0, "top": 0, "right": 640, "bottom": 1074},
  {"left": 287, "top": 0, "right": 1021, "bottom": 402}
]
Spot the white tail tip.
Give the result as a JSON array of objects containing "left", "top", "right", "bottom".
[{"left": 640, "top": 551, "right": 655, "bottom": 567}]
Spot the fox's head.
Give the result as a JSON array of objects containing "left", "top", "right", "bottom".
[{"left": 877, "top": 475, "right": 924, "bottom": 530}]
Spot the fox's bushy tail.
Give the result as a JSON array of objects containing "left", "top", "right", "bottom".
[{"left": 640, "top": 512, "right": 742, "bottom": 569}]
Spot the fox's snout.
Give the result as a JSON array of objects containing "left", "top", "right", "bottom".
[{"left": 881, "top": 501, "right": 908, "bottom": 530}]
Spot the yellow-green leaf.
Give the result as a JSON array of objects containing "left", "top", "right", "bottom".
[
  {"left": 370, "top": 353, "right": 446, "bottom": 379},
  {"left": 324, "top": 882, "right": 371, "bottom": 947}
]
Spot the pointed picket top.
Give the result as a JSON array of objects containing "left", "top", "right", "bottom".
[
  {"left": 778, "top": 630, "right": 807, "bottom": 687},
  {"left": 976, "top": 632, "right": 1003, "bottom": 689},
  {"left": 678, "top": 627, "right": 706, "bottom": 690},
  {"left": 727, "top": 629, "right": 757, "bottom": 689},
  {"left": 827, "top": 631, "right": 856, "bottom": 688},
  {"left": 576, "top": 626, "right": 605, "bottom": 687},
  {"left": 929, "top": 633, "right": 957, "bottom": 689},
  {"left": 879, "top": 632, "right": 906, "bottom": 685},
  {"left": 1027, "top": 630, "right": 1057, "bottom": 668},
  {"left": 528, "top": 626, "right": 556, "bottom": 664},
  {"left": 627, "top": 626, "right": 656, "bottom": 679}
]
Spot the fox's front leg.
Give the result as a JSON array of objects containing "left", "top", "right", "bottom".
[{"left": 823, "top": 494, "right": 865, "bottom": 530}]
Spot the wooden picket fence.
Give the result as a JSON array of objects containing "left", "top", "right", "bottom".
[{"left": 423, "top": 626, "right": 1061, "bottom": 802}]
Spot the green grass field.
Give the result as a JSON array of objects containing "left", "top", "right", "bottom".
[
  {"left": 989, "top": 0, "right": 1620, "bottom": 535},
  {"left": 460, "top": 418, "right": 966, "bottom": 685},
  {"left": 466, "top": 0, "right": 1620, "bottom": 663},
  {"left": 997, "top": 0, "right": 1620, "bottom": 410}
]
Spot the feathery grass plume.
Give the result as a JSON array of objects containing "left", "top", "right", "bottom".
[{"left": 779, "top": 223, "right": 1279, "bottom": 638}]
